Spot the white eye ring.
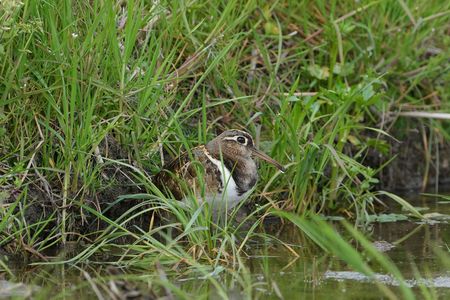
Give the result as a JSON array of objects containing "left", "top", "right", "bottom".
[
  {"left": 223, "top": 136, "right": 248, "bottom": 145},
  {"left": 237, "top": 136, "right": 246, "bottom": 144}
]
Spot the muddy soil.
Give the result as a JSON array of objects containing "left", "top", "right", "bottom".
[
  {"left": 2, "top": 122, "right": 449, "bottom": 251},
  {"left": 369, "top": 121, "right": 450, "bottom": 192},
  {"left": 2, "top": 135, "right": 151, "bottom": 248}
]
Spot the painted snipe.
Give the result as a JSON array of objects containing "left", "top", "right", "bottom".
[{"left": 154, "top": 129, "right": 285, "bottom": 213}]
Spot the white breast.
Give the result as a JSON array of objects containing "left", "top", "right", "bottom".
[{"left": 201, "top": 151, "right": 249, "bottom": 212}]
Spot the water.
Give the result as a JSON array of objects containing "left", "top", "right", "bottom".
[
  {"left": 1, "top": 193, "right": 450, "bottom": 299},
  {"left": 246, "top": 193, "right": 450, "bottom": 299}
]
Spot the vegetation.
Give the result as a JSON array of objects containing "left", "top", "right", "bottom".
[{"left": 1, "top": 0, "right": 449, "bottom": 299}]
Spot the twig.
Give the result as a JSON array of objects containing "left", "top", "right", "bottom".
[
  {"left": 278, "top": 92, "right": 318, "bottom": 97},
  {"left": 334, "top": 1, "right": 382, "bottom": 24},
  {"left": 247, "top": 46, "right": 259, "bottom": 83},
  {"left": 83, "top": 270, "right": 105, "bottom": 300},
  {"left": 303, "top": 29, "right": 323, "bottom": 43},
  {"left": 422, "top": 10, "right": 450, "bottom": 22},
  {"left": 396, "top": 112, "right": 450, "bottom": 120},
  {"left": 402, "top": 66, "right": 427, "bottom": 77},
  {"left": 22, "top": 242, "right": 49, "bottom": 261},
  {"left": 94, "top": 146, "right": 104, "bottom": 164},
  {"left": 396, "top": 0, "right": 416, "bottom": 26}
]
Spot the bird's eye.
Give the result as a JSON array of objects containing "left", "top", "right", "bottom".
[{"left": 237, "top": 136, "right": 246, "bottom": 144}]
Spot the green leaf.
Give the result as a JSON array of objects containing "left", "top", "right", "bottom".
[
  {"left": 362, "top": 84, "right": 375, "bottom": 101},
  {"left": 376, "top": 191, "right": 423, "bottom": 219},
  {"left": 333, "top": 63, "right": 354, "bottom": 76},
  {"left": 264, "top": 22, "right": 279, "bottom": 35},
  {"left": 307, "top": 64, "right": 329, "bottom": 80},
  {"left": 422, "top": 213, "right": 450, "bottom": 221},
  {"left": 366, "top": 213, "right": 409, "bottom": 223}
]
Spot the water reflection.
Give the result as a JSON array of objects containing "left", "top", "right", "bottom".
[
  {"left": 1, "top": 193, "right": 450, "bottom": 298},
  {"left": 246, "top": 193, "right": 450, "bottom": 298}
]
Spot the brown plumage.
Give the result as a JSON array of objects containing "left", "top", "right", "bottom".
[
  {"left": 154, "top": 145, "right": 223, "bottom": 200},
  {"left": 154, "top": 129, "right": 285, "bottom": 211}
]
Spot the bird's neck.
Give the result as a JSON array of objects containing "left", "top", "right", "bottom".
[
  {"left": 208, "top": 150, "right": 257, "bottom": 196},
  {"left": 225, "top": 157, "right": 257, "bottom": 195}
]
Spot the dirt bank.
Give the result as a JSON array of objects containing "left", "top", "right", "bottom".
[{"left": 370, "top": 120, "right": 450, "bottom": 192}]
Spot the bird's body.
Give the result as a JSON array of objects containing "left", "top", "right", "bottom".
[{"left": 154, "top": 130, "right": 284, "bottom": 213}]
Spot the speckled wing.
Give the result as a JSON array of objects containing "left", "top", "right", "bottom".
[{"left": 153, "top": 146, "right": 223, "bottom": 200}]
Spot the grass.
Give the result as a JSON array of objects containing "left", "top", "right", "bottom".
[{"left": 1, "top": 0, "right": 450, "bottom": 299}]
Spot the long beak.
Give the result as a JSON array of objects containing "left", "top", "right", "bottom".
[{"left": 251, "top": 148, "right": 286, "bottom": 173}]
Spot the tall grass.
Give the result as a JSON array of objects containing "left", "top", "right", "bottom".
[{"left": 1, "top": 0, "right": 450, "bottom": 298}]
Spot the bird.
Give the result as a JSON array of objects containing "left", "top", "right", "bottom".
[{"left": 154, "top": 129, "right": 285, "bottom": 214}]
